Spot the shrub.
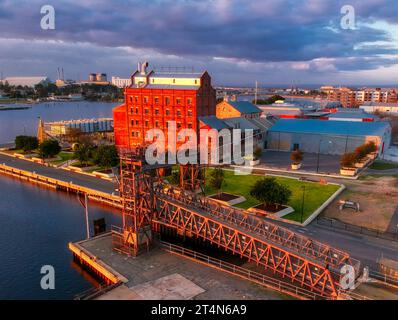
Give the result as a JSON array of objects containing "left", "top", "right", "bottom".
[
  {"left": 354, "top": 145, "right": 368, "bottom": 162},
  {"left": 340, "top": 152, "right": 356, "bottom": 168},
  {"left": 253, "top": 147, "right": 263, "bottom": 160},
  {"left": 15, "top": 135, "right": 39, "bottom": 152},
  {"left": 290, "top": 149, "right": 304, "bottom": 164}
]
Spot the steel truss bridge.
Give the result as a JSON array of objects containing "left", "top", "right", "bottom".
[{"left": 112, "top": 148, "right": 360, "bottom": 299}]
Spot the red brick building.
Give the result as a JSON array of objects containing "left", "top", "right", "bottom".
[{"left": 113, "top": 62, "right": 216, "bottom": 149}]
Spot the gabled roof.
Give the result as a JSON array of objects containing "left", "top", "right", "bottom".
[
  {"left": 227, "top": 101, "right": 262, "bottom": 114},
  {"left": 223, "top": 117, "right": 260, "bottom": 131}
]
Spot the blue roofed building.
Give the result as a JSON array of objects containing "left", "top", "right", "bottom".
[{"left": 267, "top": 119, "right": 391, "bottom": 156}]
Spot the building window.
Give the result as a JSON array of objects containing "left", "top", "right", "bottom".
[
  {"left": 129, "top": 96, "right": 133, "bottom": 103},
  {"left": 144, "top": 108, "right": 149, "bottom": 114},
  {"left": 154, "top": 97, "right": 159, "bottom": 104},
  {"left": 135, "top": 96, "right": 138, "bottom": 103},
  {"left": 187, "top": 110, "right": 193, "bottom": 117},
  {"left": 177, "top": 122, "right": 181, "bottom": 129},
  {"left": 135, "top": 107, "right": 139, "bottom": 114},
  {"left": 165, "top": 109, "right": 170, "bottom": 116},
  {"left": 177, "top": 110, "right": 181, "bottom": 117},
  {"left": 188, "top": 123, "right": 193, "bottom": 129},
  {"left": 144, "top": 96, "right": 148, "bottom": 103},
  {"left": 165, "top": 97, "right": 170, "bottom": 105},
  {"left": 145, "top": 120, "right": 149, "bottom": 127},
  {"left": 135, "top": 120, "right": 139, "bottom": 125},
  {"left": 155, "top": 109, "right": 159, "bottom": 115},
  {"left": 187, "top": 98, "right": 192, "bottom": 105},
  {"left": 176, "top": 98, "right": 181, "bottom": 105},
  {"left": 155, "top": 121, "right": 159, "bottom": 128}
]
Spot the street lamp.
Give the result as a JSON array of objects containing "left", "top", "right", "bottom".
[{"left": 300, "top": 185, "right": 305, "bottom": 224}]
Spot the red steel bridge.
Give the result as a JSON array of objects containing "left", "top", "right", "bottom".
[{"left": 112, "top": 148, "right": 361, "bottom": 299}]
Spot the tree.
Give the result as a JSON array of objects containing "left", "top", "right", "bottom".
[
  {"left": 249, "top": 177, "right": 291, "bottom": 209},
  {"left": 93, "top": 145, "right": 119, "bottom": 168},
  {"left": 209, "top": 168, "right": 225, "bottom": 196},
  {"left": 38, "top": 140, "right": 61, "bottom": 158},
  {"left": 15, "top": 135, "right": 39, "bottom": 152},
  {"left": 74, "top": 144, "right": 93, "bottom": 166},
  {"left": 254, "top": 95, "right": 285, "bottom": 105},
  {"left": 290, "top": 149, "right": 304, "bottom": 164}
]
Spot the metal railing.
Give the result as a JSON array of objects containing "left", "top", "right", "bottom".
[
  {"left": 369, "top": 269, "right": 398, "bottom": 288},
  {"left": 74, "top": 282, "right": 122, "bottom": 300},
  {"left": 316, "top": 217, "right": 398, "bottom": 241},
  {"left": 159, "top": 241, "right": 331, "bottom": 300}
]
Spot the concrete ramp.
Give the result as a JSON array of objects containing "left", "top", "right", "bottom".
[{"left": 96, "top": 274, "right": 205, "bottom": 300}]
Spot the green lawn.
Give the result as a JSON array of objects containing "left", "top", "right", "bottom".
[
  {"left": 205, "top": 169, "right": 340, "bottom": 223},
  {"left": 369, "top": 161, "right": 398, "bottom": 171},
  {"left": 50, "top": 152, "right": 74, "bottom": 165}
]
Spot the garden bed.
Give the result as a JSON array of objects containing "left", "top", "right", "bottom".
[{"left": 208, "top": 192, "right": 246, "bottom": 206}]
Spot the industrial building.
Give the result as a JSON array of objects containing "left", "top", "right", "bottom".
[
  {"left": 360, "top": 102, "right": 398, "bottom": 115},
  {"left": 111, "top": 77, "right": 132, "bottom": 88},
  {"left": 46, "top": 118, "right": 114, "bottom": 136},
  {"left": 216, "top": 99, "right": 263, "bottom": 119},
  {"left": 267, "top": 119, "right": 391, "bottom": 156},
  {"left": 113, "top": 61, "right": 216, "bottom": 148},
  {"left": 0, "top": 76, "right": 50, "bottom": 87}
]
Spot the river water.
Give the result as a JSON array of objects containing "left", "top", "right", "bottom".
[
  {"left": 0, "top": 101, "right": 119, "bottom": 144},
  {"left": 0, "top": 175, "right": 121, "bottom": 299}
]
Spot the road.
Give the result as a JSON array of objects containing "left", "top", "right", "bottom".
[
  {"left": 0, "top": 152, "right": 397, "bottom": 272},
  {"left": 0, "top": 153, "right": 115, "bottom": 194}
]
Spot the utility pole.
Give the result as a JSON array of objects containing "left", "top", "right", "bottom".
[
  {"left": 77, "top": 193, "right": 90, "bottom": 239},
  {"left": 255, "top": 81, "right": 258, "bottom": 105}
]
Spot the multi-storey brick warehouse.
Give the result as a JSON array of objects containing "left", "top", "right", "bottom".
[{"left": 113, "top": 62, "right": 216, "bottom": 149}]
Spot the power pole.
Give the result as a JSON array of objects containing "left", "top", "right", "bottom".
[
  {"left": 77, "top": 193, "right": 90, "bottom": 239},
  {"left": 255, "top": 81, "right": 258, "bottom": 105}
]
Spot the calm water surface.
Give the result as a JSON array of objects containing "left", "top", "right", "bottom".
[
  {"left": 0, "top": 175, "right": 121, "bottom": 299},
  {"left": 0, "top": 101, "right": 118, "bottom": 144}
]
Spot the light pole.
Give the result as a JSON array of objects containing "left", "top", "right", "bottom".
[{"left": 300, "top": 185, "right": 305, "bottom": 224}]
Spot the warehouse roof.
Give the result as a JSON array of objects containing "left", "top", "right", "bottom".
[
  {"left": 269, "top": 119, "right": 391, "bottom": 137},
  {"left": 228, "top": 101, "right": 262, "bottom": 114},
  {"left": 328, "top": 111, "right": 378, "bottom": 120},
  {"left": 199, "top": 116, "right": 231, "bottom": 130}
]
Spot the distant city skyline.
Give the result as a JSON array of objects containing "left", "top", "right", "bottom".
[{"left": 0, "top": 0, "right": 398, "bottom": 86}]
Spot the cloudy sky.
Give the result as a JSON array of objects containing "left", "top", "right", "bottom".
[{"left": 1, "top": 0, "right": 398, "bottom": 86}]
